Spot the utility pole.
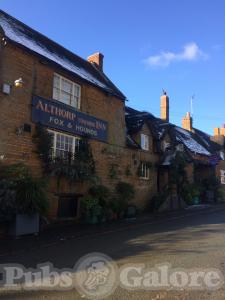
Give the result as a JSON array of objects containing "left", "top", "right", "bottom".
[{"left": 190, "top": 94, "right": 195, "bottom": 117}]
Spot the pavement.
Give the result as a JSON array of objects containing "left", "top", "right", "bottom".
[
  {"left": 1, "top": 203, "right": 225, "bottom": 299},
  {"left": 0, "top": 203, "right": 222, "bottom": 259}
]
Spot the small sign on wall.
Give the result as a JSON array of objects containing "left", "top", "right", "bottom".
[{"left": 220, "top": 170, "right": 225, "bottom": 185}]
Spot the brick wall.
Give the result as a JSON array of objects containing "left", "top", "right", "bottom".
[{"left": 0, "top": 40, "right": 158, "bottom": 218}]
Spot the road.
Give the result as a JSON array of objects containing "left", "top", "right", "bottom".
[{"left": 1, "top": 207, "right": 225, "bottom": 299}]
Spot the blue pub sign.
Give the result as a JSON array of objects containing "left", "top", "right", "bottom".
[{"left": 31, "top": 96, "right": 108, "bottom": 142}]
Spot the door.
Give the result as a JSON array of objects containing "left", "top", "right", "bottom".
[{"left": 57, "top": 193, "right": 80, "bottom": 218}]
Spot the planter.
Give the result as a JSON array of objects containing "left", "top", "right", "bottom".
[
  {"left": 192, "top": 197, "right": 199, "bottom": 205},
  {"left": 125, "top": 205, "right": 137, "bottom": 219},
  {"left": 9, "top": 213, "right": 39, "bottom": 237},
  {"left": 85, "top": 215, "right": 98, "bottom": 225}
]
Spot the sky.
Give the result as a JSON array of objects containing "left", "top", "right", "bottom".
[{"left": 0, "top": 0, "right": 225, "bottom": 134}]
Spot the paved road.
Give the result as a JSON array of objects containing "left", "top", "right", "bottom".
[{"left": 1, "top": 207, "right": 225, "bottom": 299}]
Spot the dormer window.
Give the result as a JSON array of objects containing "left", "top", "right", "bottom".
[
  {"left": 53, "top": 73, "right": 81, "bottom": 109},
  {"left": 141, "top": 134, "right": 149, "bottom": 151}
]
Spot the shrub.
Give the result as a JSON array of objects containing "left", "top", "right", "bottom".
[
  {"left": 81, "top": 195, "right": 102, "bottom": 217},
  {"left": 15, "top": 175, "right": 49, "bottom": 215},
  {"left": 0, "top": 163, "right": 49, "bottom": 219},
  {"left": 116, "top": 182, "right": 135, "bottom": 202},
  {"left": 108, "top": 199, "right": 125, "bottom": 214},
  {"left": 181, "top": 183, "right": 201, "bottom": 205},
  {"left": 89, "top": 185, "right": 110, "bottom": 208},
  {"left": 216, "top": 188, "right": 225, "bottom": 202},
  {"left": 0, "top": 179, "right": 16, "bottom": 221}
]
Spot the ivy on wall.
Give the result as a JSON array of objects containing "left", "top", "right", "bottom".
[
  {"left": 109, "top": 164, "right": 118, "bottom": 179},
  {"left": 33, "top": 124, "right": 96, "bottom": 187}
]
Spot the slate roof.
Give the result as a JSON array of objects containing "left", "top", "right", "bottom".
[
  {"left": 0, "top": 10, "right": 125, "bottom": 100},
  {"left": 125, "top": 106, "right": 223, "bottom": 157}
]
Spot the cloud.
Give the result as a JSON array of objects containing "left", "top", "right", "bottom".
[{"left": 144, "top": 42, "right": 208, "bottom": 67}]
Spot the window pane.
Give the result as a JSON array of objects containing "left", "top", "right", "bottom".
[
  {"left": 53, "top": 87, "right": 60, "bottom": 100},
  {"left": 53, "top": 74, "right": 60, "bottom": 88},
  {"left": 62, "top": 79, "right": 72, "bottom": 93},
  {"left": 60, "top": 91, "right": 71, "bottom": 105},
  {"left": 71, "top": 96, "right": 78, "bottom": 108},
  {"left": 141, "top": 134, "right": 148, "bottom": 150},
  {"left": 74, "top": 85, "right": 80, "bottom": 96}
]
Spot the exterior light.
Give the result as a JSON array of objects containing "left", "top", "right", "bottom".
[{"left": 14, "top": 78, "right": 24, "bottom": 88}]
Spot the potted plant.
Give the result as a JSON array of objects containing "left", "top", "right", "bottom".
[
  {"left": 0, "top": 163, "right": 49, "bottom": 236},
  {"left": 81, "top": 195, "right": 102, "bottom": 224},
  {"left": 89, "top": 185, "right": 110, "bottom": 223},
  {"left": 115, "top": 182, "right": 135, "bottom": 218},
  {"left": 11, "top": 175, "right": 48, "bottom": 236}
]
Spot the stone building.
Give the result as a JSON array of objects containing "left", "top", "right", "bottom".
[
  {"left": 0, "top": 10, "right": 159, "bottom": 220},
  {"left": 0, "top": 10, "right": 224, "bottom": 221},
  {"left": 126, "top": 92, "right": 225, "bottom": 207}
]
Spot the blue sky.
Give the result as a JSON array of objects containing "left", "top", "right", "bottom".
[{"left": 1, "top": 0, "right": 225, "bottom": 134}]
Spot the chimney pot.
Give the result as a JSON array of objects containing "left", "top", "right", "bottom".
[{"left": 87, "top": 52, "right": 104, "bottom": 71}]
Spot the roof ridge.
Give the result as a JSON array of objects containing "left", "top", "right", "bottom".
[
  {"left": 0, "top": 10, "right": 88, "bottom": 65},
  {"left": 0, "top": 9, "right": 126, "bottom": 99}
]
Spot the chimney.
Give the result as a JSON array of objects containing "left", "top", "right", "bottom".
[
  {"left": 221, "top": 125, "right": 225, "bottom": 136},
  {"left": 214, "top": 127, "right": 220, "bottom": 136},
  {"left": 87, "top": 52, "right": 104, "bottom": 71},
  {"left": 182, "top": 112, "right": 193, "bottom": 132},
  {"left": 212, "top": 125, "right": 225, "bottom": 145},
  {"left": 160, "top": 91, "right": 169, "bottom": 122}
]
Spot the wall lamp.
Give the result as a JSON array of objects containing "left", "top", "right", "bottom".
[{"left": 14, "top": 78, "right": 24, "bottom": 88}]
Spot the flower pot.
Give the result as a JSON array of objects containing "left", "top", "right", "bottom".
[
  {"left": 193, "top": 197, "right": 199, "bottom": 205},
  {"left": 9, "top": 213, "right": 39, "bottom": 237},
  {"left": 86, "top": 215, "right": 98, "bottom": 225}
]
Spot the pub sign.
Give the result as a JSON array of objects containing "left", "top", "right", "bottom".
[{"left": 32, "top": 96, "right": 108, "bottom": 142}]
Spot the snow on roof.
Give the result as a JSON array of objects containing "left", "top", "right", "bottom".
[
  {"left": 175, "top": 127, "right": 191, "bottom": 137},
  {"left": 175, "top": 127, "right": 211, "bottom": 156},
  {"left": 0, "top": 11, "right": 125, "bottom": 98},
  {"left": 158, "top": 128, "right": 165, "bottom": 138},
  {"left": 162, "top": 152, "right": 176, "bottom": 166}
]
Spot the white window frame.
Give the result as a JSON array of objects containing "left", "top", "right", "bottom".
[
  {"left": 48, "top": 130, "right": 81, "bottom": 158},
  {"left": 141, "top": 134, "right": 149, "bottom": 151},
  {"left": 220, "top": 170, "right": 225, "bottom": 185},
  {"left": 139, "top": 162, "right": 150, "bottom": 180},
  {"left": 53, "top": 73, "right": 81, "bottom": 109}
]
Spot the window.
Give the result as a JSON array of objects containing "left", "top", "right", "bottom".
[
  {"left": 139, "top": 162, "right": 150, "bottom": 180},
  {"left": 220, "top": 170, "right": 225, "bottom": 185},
  {"left": 53, "top": 73, "right": 81, "bottom": 109},
  {"left": 49, "top": 130, "right": 80, "bottom": 159},
  {"left": 141, "top": 134, "right": 149, "bottom": 151}
]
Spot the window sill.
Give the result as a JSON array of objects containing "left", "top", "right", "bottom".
[
  {"left": 139, "top": 177, "right": 150, "bottom": 181},
  {"left": 52, "top": 97, "right": 80, "bottom": 111}
]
